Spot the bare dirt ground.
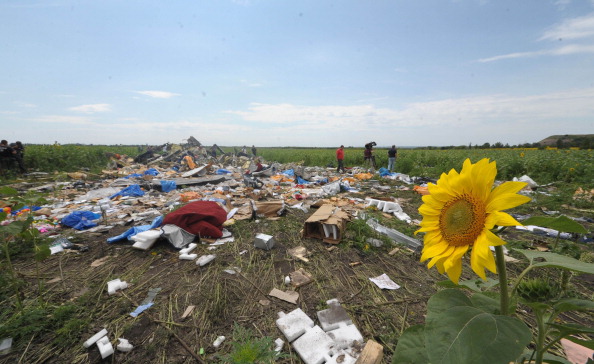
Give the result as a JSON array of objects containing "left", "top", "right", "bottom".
[{"left": 1, "top": 176, "right": 593, "bottom": 364}]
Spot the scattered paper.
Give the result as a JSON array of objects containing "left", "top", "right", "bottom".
[
  {"left": 269, "top": 288, "right": 299, "bottom": 304},
  {"left": 181, "top": 305, "right": 195, "bottom": 319},
  {"left": 369, "top": 273, "right": 400, "bottom": 290}
]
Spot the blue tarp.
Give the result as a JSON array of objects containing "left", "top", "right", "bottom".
[
  {"left": 296, "top": 176, "right": 310, "bottom": 185},
  {"left": 282, "top": 169, "right": 295, "bottom": 176},
  {"left": 61, "top": 211, "right": 102, "bottom": 230},
  {"left": 110, "top": 184, "right": 145, "bottom": 199},
  {"left": 160, "top": 180, "right": 177, "bottom": 193},
  {"left": 107, "top": 215, "right": 163, "bottom": 243},
  {"left": 144, "top": 168, "right": 159, "bottom": 176}
]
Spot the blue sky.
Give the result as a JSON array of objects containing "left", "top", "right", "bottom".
[{"left": 2, "top": 0, "right": 594, "bottom": 147}]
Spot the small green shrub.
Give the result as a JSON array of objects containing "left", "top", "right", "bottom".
[{"left": 219, "top": 324, "right": 279, "bottom": 364}]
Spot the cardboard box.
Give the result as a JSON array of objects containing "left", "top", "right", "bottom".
[{"left": 303, "top": 204, "right": 349, "bottom": 244}]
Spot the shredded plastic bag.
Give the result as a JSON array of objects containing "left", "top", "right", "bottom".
[
  {"left": 61, "top": 211, "right": 101, "bottom": 230},
  {"left": 110, "top": 184, "right": 145, "bottom": 199}
]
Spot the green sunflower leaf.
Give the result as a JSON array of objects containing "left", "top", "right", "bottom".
[
  {"left": 426, "top": 289, "right": 472, "bottom": 319},
  {"left": 515, "top": 249, "right": 594, "bottom": 274},
  {"left": 522, "top": 215, "right": 587, "bottom": 234},
  {"left": 425, "top": 306, "right": 531, "bottom": 364},
  {"left": 554, "top": 298, "right": 594, "bottom": 314},
  {"left": 392, "top": 325, "right": 429, "bottom": 364},
  {"left": 469, "top": 292, "right": 500, "bottom": 314},
  {"left": 548, "top": 323, "right": 594, "bottom": 336}
]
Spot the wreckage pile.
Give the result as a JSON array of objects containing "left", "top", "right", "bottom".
[{"left": 1, "top": 140, "right": 593, "bottom": 363}]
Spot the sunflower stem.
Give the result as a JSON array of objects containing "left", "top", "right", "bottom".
[{"left": 494, "top": 245, "right": 509, "bottom": 315}]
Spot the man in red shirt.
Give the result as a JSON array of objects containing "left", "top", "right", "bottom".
[{"left": 336, "top": 145, "right": 345, "bottom": 173}]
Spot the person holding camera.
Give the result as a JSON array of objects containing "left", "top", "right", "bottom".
[{"left": 364, "top": 142, "right": 377, "bottom": 169}]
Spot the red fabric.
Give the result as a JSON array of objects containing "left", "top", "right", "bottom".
[
  {"left": 163, "top": 201, "right": 227, "bottom": 238},
  {"left": 336, "top": 148, "right": 344, "bottom": 160}
]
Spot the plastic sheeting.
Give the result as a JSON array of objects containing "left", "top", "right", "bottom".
[
  {"left": 107, "top": 215, "right": 164, "bottom": 243},
  {"left": 160, "top": 180, "right": 177, "bottom": 193},
  {"left": 61, "top": 211, "right": 102, "bottom": 230},
  {"left": 110, "top": 184, "right": 145, "bottom": 199}
]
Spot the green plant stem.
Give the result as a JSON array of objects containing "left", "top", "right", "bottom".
[
  {"left": 3, "top": 240, "right": 23, "bottom": 311},
  {"left": 534, "top": 310, "right": 547, "bottom": 364},
  {"left": 495, "top": 245, "right": 510, "bottom": 315},
  {"left": 510, "top": 265, "right": 534, "bottom": 299}
]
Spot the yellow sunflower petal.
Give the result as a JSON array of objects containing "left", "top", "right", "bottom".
[
  {"left": 485, "top": 230, "right": 506, "bottom": 246},
  {"left": 485, "top": 211, "right": 523, "bottom": 228},
  {"left": 486, "top": 193, "right": 532, "bottom": 212},
  {"left": 470, "top": 233, "right": 496, "bottom": 278},
  {"left": 443, "top": 245, "right": 468, "bottom": 284},
  {"left": 472, "top": 159, "right": 497, "bottom": 200},
  {"left": 490, "top": 181, "right": 528, "bottom": 196},
  {"left": 421, "top": 196, "right": 444, "bottom": 210},
  {"left": 421, "top": 241, "right": 451, "bottom": 262},
  {"left": 419, "top": 205, "right": 441, "bottom": 217},
  {"left": 426, "top": 246, "right": 455, "bottom": 268}
]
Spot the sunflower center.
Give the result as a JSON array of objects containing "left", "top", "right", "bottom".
[{"left": 439, "top": 194, "right": 486, "bottom": 247}]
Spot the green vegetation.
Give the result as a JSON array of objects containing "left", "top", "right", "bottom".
[
  {"left": 1, "top": 144, "right": 590, "bottom": 186},
  {"left": 218, "top": 324, "right": 283, "bottom": 364},
  {"left": 23, "top": 144, "right": 142, "bottom": 174}
]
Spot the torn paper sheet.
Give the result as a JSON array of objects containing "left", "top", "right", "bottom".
[
  {"left": 269, "top": 288, "right": 299, "bottom": 304},
  {"left": 369, "top": 273, "right": 400, "bottom": 290}
]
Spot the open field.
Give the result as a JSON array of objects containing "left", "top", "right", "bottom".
[
  {"left": 0, "top": 145, "right": 593, "bottom": 363},
  {"left": 11, "top": 145, "right": 594, "bottom": 185}
]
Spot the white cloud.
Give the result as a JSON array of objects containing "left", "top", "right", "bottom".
[
  {"left": 69, "top": 103, "right": 111, "bottom": 113},
  {"left": 479, "top": 13, "right": 594, "bottom": 63},
  {"left": 14, "top": 101, "right": 37, "bottom": 108},
  {"left": 227, "top": 88, "right": 594, "bottom": 132},
  {"left": 33, "top": 115, "right": 96, "bottom": 125},
  {"left": 540, "top": 12, "right": 594, "bottom": 41},
  {"left": 135, "top": 90, "right": 180, "bottom": 99}
]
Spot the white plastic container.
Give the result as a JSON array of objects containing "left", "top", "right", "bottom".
[{"left": 83, "top": 328, "right": 108, "bottom": 348}]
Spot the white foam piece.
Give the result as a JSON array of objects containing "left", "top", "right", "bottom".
[
  {"left": 107, "top": 279, "right": 128, "bottom": 295},
  {"left": 382, "top": 202, "right": 402, "bottom": 213},
  {"left": 292, "top": 325, "right": 336, "bottom": 364},
  {"left": 179, "top": 253, "right": 197, "bottom": 261},
  {"left": 276, "top": 308, "right": 315, "bottom": 342},
  {"left": 326, "top": 349, "right": 358, "bottom": 364},
  {"left": 83, "top": 328, "right": 108, "bottom": 348},
  {"left": 116, "top": 338, "right": 133, "bottom": 352},
  {"left": 97, "top": 336, "right": 114, "bottom": 359},
  {"left": 213, "top": 335, "right": 226, "bottom": 348},
  {"left": 179, "top": 243, "right": 197, "bottom": 255},
  {"left": 132, "top": 239, "right": 157, "bottom": 251},
  {"left": 196, "top": 254, "right": 216, "bottom": 266},
  {"left": 326, "top": 323, "right": 364, "bottom": 349},
  {"left": 274, "top": 338, "right": 284, "bottom": 353}
]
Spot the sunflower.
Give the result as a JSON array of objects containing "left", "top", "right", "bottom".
[{"left": 416, "top": 158, "right": 531, "bottom": 284}]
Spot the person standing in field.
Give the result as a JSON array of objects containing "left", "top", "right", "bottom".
[
  {"left": 387, "top": 145, "right": 397, "bottom": 172},
  {"left": 364, "top": 142, "right": 377, "bottom": 169},
  {"left": 336, "top": 145, "right": 345, "bottom": 173},
  {"left": 251, "top": 145, "right": 257, "bottom": 156}
]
